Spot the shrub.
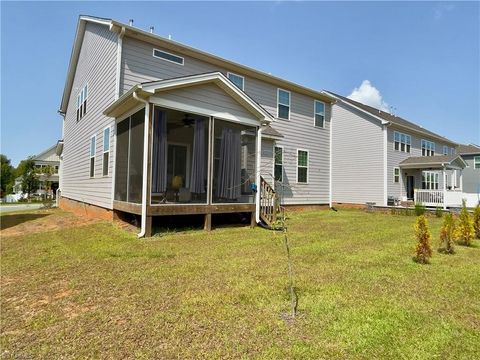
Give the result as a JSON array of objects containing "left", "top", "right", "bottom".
[
  {"left": 438, "top": 213, "right": 455, "bottom": 254},
  {"left": 473, "top": 205, "right": 480, "bottom": 239},
  {"left": 435, "top": 207, "right": 443, "bottom": 218},
  {"left": 413, "top": 215, "right": 433, "bottom": 264},
  {"left": 415, "top": 203, "right": 426, "bottom": 216},
  {"left": 455, "top": 200, "right": 474, "bottom": 246}
]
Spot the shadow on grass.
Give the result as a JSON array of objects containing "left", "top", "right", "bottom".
[{"left": 0, "top": 213, "right": 51, "bottom": 230}]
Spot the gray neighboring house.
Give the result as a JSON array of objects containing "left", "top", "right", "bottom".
[
  {"left": 58, "top": 15, "right": 336, "bottom": 236},
  {"left": 13, "top": 144, "right": 60, "bottom": 198},
  {"left": 326, "top": 92, "right": 468, "bottom": 209},
  {"left": 457, "top": 144, "right": 480, "bottom": 206}
]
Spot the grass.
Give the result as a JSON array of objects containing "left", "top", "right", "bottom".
[{"left": 1, "top": 209, "right": 479, "bottom": 359}]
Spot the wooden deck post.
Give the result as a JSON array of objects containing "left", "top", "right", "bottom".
[
  {"left": 204, "top": 213, "right": 212, "bottom": 231},
  {"left": 145, "top": 215, "right": 152, "bottom": 237},
  {"left": 250, "top": 211, "right": 256, "bottom": 228}
]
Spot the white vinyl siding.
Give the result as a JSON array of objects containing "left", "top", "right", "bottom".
[
  {"left": 297, "top": 149, "right": 309, "bottom": 183},
  {"left": 227, "top": 72, "right": 244, "bottom": 91},
  {"left": 277, "top": 89, "right": 290, "bottom": 120},
  {"left": 314, "top": 100, "right": 325, "bottom": 128},
  {"left": 394, "top": 131, "right": 411, "bottom": 153},
  {"left": 421, "top": 139, "right": 435, "bottom": 156}
]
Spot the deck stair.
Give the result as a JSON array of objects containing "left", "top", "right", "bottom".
[{"left": 259, "top": 176, "right": 283, "bottom": 229}]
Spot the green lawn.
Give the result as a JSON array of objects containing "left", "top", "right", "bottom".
[{"left": 1, "top": 209, "right": 479, "bottom": 359}]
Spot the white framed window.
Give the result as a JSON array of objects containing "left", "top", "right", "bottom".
[
  {"left": 277, "top": 88, "right": 290, "bottom": 120},
  {"left": 443, "top": 145, "right": 449, "bottom": 155},
  {"left": 102, "top": 127, "right": 110, "bottom": 176},
  {"left": 76, "top": 84, "right": 88, "bottom": 121},
  {"left": 422, "top": 171, "right": 439, "bottom": 190},
  {"left": 314, "top": 100, "right": 325, "bottom": 128},
  {"left": 152, "top": 48, "right": 184, "bottom": 65},
  {"left": 450, "top": 147, "right": 456, "bottom": 155},
  {"left": 421, "top": 139, "right": 435, "bottom": 156},
  {"left": 90, "top": 135, "right": 96, "bottom": 178},
  {"left": 393, "top": 167, "right": 400, "bottom": 183},
  {"left": 227, "top": 72, "right": 244, "bottom": 91},
  {"left": 394, "top": 131, "right": 411, "bottom": 153},
  {"left": 274, "top": 146, "right": 283, "bottom": 182},
  {"left": 296, "top": 149, "right": 308, "bottom": 183},
  {"left": 475, "top": 156, "right": 480, "bottom": 169}
]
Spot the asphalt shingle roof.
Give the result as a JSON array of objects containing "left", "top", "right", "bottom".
[{"left": 457, "top": 144, "right": 480, "bottom": 155}]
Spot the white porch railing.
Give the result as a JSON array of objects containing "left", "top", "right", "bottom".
[{"left": 414, "top": 189, "right": 464, "bottom": 208}]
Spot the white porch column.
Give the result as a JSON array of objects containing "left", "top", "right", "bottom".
[
  {"left": 459, "top": 169, "right": 463, "bottom": 192},
  {"left": 442, "top": 166, "right": 446, "bottom": 210}
]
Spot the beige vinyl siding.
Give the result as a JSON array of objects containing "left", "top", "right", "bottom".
[
  {"left": 331, "top": 102, "right": 384, "bottom": 205},
  {"left": 62, "top": 22, "right": 117, "bottom": 209},
  {"left": 260, "top": 138, "right": 275, "bottom": 184},
  {"left": 121, "top": 36, "right": 331, "bottom": 205},
  {"left": 459, "top": 155, "right": 480, "bottom": 194},
  {"left": 387, "top": 126, "right": 453, "bottom": 199}
]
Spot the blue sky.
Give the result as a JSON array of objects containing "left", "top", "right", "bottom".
[{"left": 1, "top": 1, "right": 479, "bottom": 165}]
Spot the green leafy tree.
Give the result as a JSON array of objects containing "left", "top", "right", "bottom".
[
  {"left": 473, "top": 205, "right": 480, "bottom": 239},
  {"left": 0, "top": 154, "right": 15, "bottom": 197},
  {"left": 18, "top": 157, "right": 39, "bottom": 199},
  {"left": 455, "top": 200, "right": 474, "bottom": 246},
  {"left": 414, "top": 215, "right": 433, "bottom": 264},
  {"left": 438, "top": 213, "right": 455, "bottom": 254}
]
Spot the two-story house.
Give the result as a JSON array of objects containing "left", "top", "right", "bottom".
[
  {"left": 58, "top": 16, "right": 335, "bottom": 236},
  {"left": 327, "top": 92, "right": 467, "bottom": 209}
]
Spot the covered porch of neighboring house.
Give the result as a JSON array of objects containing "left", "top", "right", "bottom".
[
  {"left": 104, "top": 72, "right": 277, "bottom": 236},
  {"left": 399, "top": 155, "right": 468, "bottom": 209}
]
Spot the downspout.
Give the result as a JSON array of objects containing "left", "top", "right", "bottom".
[
  {"left": 255, "top": 125, "right": 263, "bottom": 223},
  {"left": 114, "top": 26, "right": 125, "bottom": 100},
  {"left": 133, "top": 91, "right": 150, "bottom": 238}
]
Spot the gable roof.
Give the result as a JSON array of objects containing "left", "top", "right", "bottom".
[
  {"left": 60, "top": 15, "right": 335, "bottom": 114},
  {"left": 32, "top": 144, "right": 59, "bottom": 162},
  {"left": 325, "top": 91, "right": 457, "bottom": 146},
  {"left": 399, "top": 155, "right": 467, "bottom": 169},
  {"left": 457, "top": 143, "right": 480, "bottom": 155},
  {"left": 104, "top": 72, "right": 275, "bottom": 124}
]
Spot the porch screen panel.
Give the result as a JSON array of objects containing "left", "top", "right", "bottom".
[
  {"left": 190, "top": 118, "right": 207, "bottom": 194},
  {"left": 114, "top": 119, "right": 129, "bottom": 201},
  {"left": 128, "top": 110, "right": 145, "bottom": 203},
  {"left": 213, "top": 119, "right": 256, "bottom": 203},
  {"left": 152, "top": 108, "right": 167, "bottom": 194}
]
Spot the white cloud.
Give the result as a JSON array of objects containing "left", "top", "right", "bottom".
[{"left": 347, "top": 80, "right": 389, "bottom": 111}]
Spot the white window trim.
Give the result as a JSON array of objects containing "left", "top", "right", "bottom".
[
  {"left": 313, "top": 100, "right": 326, "bottom": 129},
  {"left": 90, "top": 134, "right": 96, "bottom": 178},
  {"left": 152, "top": 48, "right": 184, "bottom": 66},
  {"left": 393, "top": 131, "right": 411, "bottom": 153},
  {"left": 422, "top": 171, "right": 439, "bottom": 190},
  {"left": 102, "top": 126, "right": 111, "bottom": 177},
  {"left": 474, "top": 156, "right": 480, "bottom": 169},
  {"left": 421, "top": 139, "right": 436, "bottom": 156},
  {"left": 227, "top": 72, "right": 245, "bottom": 91},
  {"left": 273, "top": 145, "right": 284, "bottom": 183},
  {"left": 76, "top": 83, "right": 88, "bottom": 121},
  {"left": 443, "top": 145, "right": 449, "bottom": 155},
  {"left": 277, "top": 88, "right": 291, "bottom": 120},
  {"left": 393, "top": 167, "right": 400, "bottom": 183},
  {"left": 296, "top": 148, "right": 309, "bottom": 184}
]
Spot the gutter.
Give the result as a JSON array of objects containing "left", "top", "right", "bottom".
[{"left": 132, "top": 91, "right": 150, "bottom": 238}]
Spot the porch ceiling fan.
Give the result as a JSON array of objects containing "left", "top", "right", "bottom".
[{"left": 167, "top": 113, "right": 195, "bottom": 133}]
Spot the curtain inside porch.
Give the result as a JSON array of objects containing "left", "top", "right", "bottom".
[
  {"left": 215, "top": 127, "right": 241, "bottom": 200},
  {"left": 152, "top": 108, "right": 167, "bottom": 194},
  {"left": 190, "top": 118, "right": 206, "bottom": 194}
]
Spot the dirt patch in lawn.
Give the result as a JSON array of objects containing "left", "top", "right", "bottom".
[{"left": 0, "top": 209, "right": 99, "bottom": 237}]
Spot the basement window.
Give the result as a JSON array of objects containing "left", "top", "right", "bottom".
[{"left": 153, "top": 48, "right": 184, "bottom": 65}]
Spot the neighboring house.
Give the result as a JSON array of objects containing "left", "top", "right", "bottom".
[
  {"left": 13, "top": 144, "right": 60, "bottom": 198},
  {"left": 457, "top": 144, "right": 480, "bottom": 207},
  {"left": 58, "top": 16, "right": 335, "bottom": 236},
  {"left": 326, "top": 92, "right": 467, "bottom": 209}
]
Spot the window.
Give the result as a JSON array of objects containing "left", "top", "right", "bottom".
[
  {"left": 76, "top": 84, "right": 88, "bottom": 121},
  {"left": 227, "top": 72, "right": 244, "bottom": 91},
  {"left": 443, "top": 146, "right": 449, "bottom": 155},
  {"left": 102, "top": 127, "right": 110, "bottom": 176},
  {"left": 274, "top": 146, "right": 283, "bottom": 182},
  {"left": 277, "top": 89, "right": 290, "bottom": 120},
  {"left": 393, "top": 167, "right": 400, "bottom": 183},
  {"left": 54, "top": 165, "right": 59, "bottom": 174},
  {"left": 421, "top": 139, "right": 435, "bottom": 156},
  {"left": 314, "top": 101, "right": 325, "bottom": 128},
  {"left": 152, "top": 48, "right": 184, "bottom": 65},
  {"left": 394, "top": 131, "right": 411, "bottom": 153},
  {"left": 90, "top": 135, "right": 96, "bottom": 178},
  {"left": 475, "top": 156, "right": 480, "bottom": 169},
  {"left": 422, "top": 171, "right": 439, "bottom": 190},
  {"left": 297, "top": 150, "right": 308, "bottom": 183}
]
